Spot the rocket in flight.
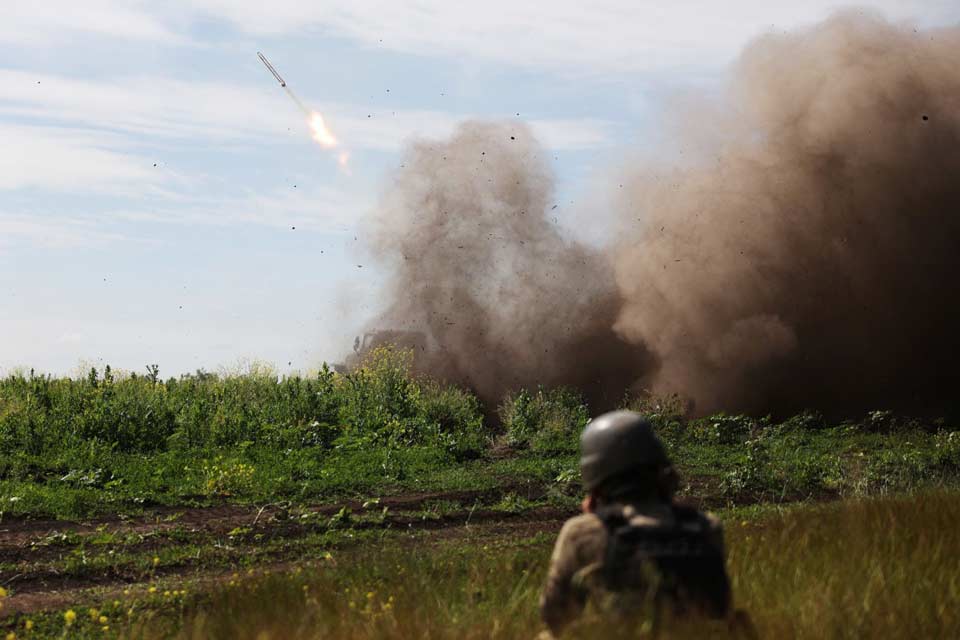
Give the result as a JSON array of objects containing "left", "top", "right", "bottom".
[{"left": 257, "top": 52, "right": 286, "bottom": 88}]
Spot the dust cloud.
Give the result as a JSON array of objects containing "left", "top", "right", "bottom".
[
  {"left": 364, "top": 12, "right": 960, "bottom": 417},
  {"left": 366, "top": 122, "right": 654, "bottom": 409}
]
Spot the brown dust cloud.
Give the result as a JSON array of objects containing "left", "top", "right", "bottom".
[{"left": 361, "top": 12, "right": 960, "bottom": 417}]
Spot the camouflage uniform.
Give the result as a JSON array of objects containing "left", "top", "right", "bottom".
[{"left": 540, "top": 501, "right": 725, "bottom": 638}]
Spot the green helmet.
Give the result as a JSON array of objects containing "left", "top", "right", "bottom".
[{"left": 580, "top": 410, "right": 669, "bottom": 492}]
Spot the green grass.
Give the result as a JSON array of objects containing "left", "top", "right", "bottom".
[
  {"left": 5, "top": 353, "right": 960, "bottom": 638},
  {"left": 7, "top": 491, "right": 956, "bottom": 639}
]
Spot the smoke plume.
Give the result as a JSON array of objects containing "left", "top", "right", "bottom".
[
  {"left": 366, "top": 12, "right": 960, "bottom": 416},
  {"left": 367, "top": 122, "right": 654, "bottom": 408}
]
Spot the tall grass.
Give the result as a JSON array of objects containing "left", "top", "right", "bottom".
[{"left": 119, "top": 492, "right": 960, "bottom": 639}]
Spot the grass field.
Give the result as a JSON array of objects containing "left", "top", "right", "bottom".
[{"left": 2, "top": 350, "right": 960, "bottom": 638}]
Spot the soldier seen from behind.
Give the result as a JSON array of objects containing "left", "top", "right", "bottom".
[{"left": 539, "top": 410, "right": 756, "bottom": 638}]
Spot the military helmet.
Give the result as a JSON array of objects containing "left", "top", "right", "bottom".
[{"left": 580, "top": 410, "right": 669, "bottom": 492}]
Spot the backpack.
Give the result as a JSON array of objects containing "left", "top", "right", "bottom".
[{"left": 597, "top": 504, "right": 732, "bottom": 623}]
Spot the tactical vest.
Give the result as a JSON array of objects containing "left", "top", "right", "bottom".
[{"left": 591, "top": 504, "right": 732, "bottom": 630}]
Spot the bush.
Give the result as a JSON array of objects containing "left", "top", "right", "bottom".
[
  {"left": 689, "top": 413, "right": 760, "bottom": 445},
  {"left": 720, "top": 438, "right": 777, "bottom": 498},
  {"left": 499, "top": 387, "right": 590, "bottom": 454}
]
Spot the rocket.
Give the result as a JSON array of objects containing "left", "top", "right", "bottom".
[{"left": 257, "top": 52, "right": 286, "bottom": 88}]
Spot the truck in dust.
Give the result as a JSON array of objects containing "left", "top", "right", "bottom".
[{"left": 333, "top": 330, "right": 428, "bottom": 373}]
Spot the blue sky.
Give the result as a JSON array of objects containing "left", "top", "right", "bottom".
[{"left": 3, "top": 1, "right": 958, "bottom": 377}]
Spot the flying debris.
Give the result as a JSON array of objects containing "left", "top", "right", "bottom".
[{"left": 257, "top": 52, "right": 286, "bottom": 87}]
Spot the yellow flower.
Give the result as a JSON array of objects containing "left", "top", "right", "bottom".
[
  {"left": 6, "top": 632, "right": 16, "bottom": 640},
  {"left": 0, "top": 587, "right": 7, "bottom": 597},
  {"left": 65, "top": 609, "right": 77, "bottom": 625},
  {"left": 89, "top": 608, "right": 100, "bottom": 620},
  {"left": 23, "top": 621, "right": 33, "bottom": 631},
  {"left": 99, "top": 615, "right": 108, "bottom": 624},
  {"left": 152, "top": 556, "right": 160, "bottom": 567},
  {"left": 148, "top": 586, "right": 157, "bottom": 594},
  {"left": 366, "top": 591, "right": 375, "bottom": 599},
  {"left": 102, "top": 626, "right": 110, "bottom": 632}
]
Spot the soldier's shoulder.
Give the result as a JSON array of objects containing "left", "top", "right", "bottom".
[
  {"left": 559, "top": 513, "right": 605, "bottom": 536},
  {"left": 555, "top": 513, "right": 606, "bottom": 548}
]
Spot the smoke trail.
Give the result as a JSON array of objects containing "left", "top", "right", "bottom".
[{"left": 363, "top": 12, "right": 960, "bottom": 417}]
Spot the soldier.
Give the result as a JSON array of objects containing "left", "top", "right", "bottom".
[{"left": 539, "top": 410, "right": 752, "bottom": 638}]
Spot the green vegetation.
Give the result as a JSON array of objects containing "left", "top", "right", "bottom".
[
  {"left": 3, "top": 351, "right": 960, "bottom": 638},
  {"left": 2, "top": 352, "right": 959, "bottom": 520},
  {"left": 0, "top": 349, "right": 488, "bottom": 518}
]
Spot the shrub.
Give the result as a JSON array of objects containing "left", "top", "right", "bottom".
[
  {"left": 202, "top": 456, "right": 256, "bottom": 497},
  {"left": 720, "top": 438, "right": 777, "bottom": 498},
  {"left": 689, "top": 413, "right": 759, "bottom": 445},
  {"left": 499, "top": 387, "right": 590, "bottom": 454}
]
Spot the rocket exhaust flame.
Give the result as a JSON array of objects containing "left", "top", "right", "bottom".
[{"left": 308, "top": 112, "right": 338, "bottom": 148}]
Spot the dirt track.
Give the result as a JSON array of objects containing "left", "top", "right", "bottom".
[
  {"left": 0, "top": 474, "right": 797, "bottom": 617},
  {"left": 0, "top": 486, "right": 571, "bottom": 616}
]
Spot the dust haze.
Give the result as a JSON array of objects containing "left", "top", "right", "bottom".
[{"left": 362, "top": 12, "right": 960, "bottom": 416}]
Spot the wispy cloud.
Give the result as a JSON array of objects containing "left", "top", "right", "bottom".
[
  {"left": 1, "top": 1, "right": 177, "bottom": 47},
  {"left": 0, "top": 123, "right": 158, "bottom": 191},
  {"left": 179, "top": 1, "right": 960, "bottom": 75},
  {"left": 107, "top": 183, "right": 372, "bottom": 233},
  {"left": 7, "top": 2, "right": 958, "bottom": 74},
  {"left": 0, "top": 70, "right": 615, "bottom": 153},
  {"left": 0, "top": 212, "right": 134, "bottom": 250}
]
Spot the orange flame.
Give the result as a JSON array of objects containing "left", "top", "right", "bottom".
[{"left": 308, "top": 112, "right": 338, "bottom": 148}]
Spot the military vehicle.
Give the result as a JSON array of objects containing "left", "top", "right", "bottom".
[{"left": 332, "top": 330, "right": 428, "bottom": 373}]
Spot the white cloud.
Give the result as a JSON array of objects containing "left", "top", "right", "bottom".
[
  {"left": 0, "top": 124, "right": 157, "bottom": 191},
  {"left": 1, "top": 0, "right": 177, "bottom": 46},
  {"left": 0, "top": 212, "right": 133, "bottom": 250},
  {"left": 107, "top": 183, "right": 373, "bottom": 233},
  {"left": 179, "top": 1, "right": 960, "bottom": 75},
  {"left": 8, "top": 2, "right": 956, "bottom": 75}
]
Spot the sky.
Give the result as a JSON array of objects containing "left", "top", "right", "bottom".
[{"left": 3, "top": 1, "right": 958, "bottom": 377}]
